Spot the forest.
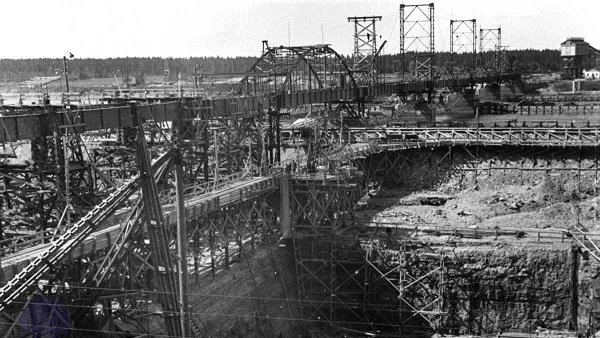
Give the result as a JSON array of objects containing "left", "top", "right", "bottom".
[{"left": 0, "top": 49, "right": 561, "bottom": 82}]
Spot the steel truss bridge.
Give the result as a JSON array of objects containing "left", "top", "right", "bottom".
[{"left": 1, "top": 42, "right": 593, "bottom": 337}]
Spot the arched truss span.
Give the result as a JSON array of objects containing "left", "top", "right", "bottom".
[{"left": 236, "top": 44, "right": 357, "bottom": 96}]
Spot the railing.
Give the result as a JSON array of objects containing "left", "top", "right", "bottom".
[
  {"left": 100, "top": 88, "right": 204, "bottom": 100},
  {"left": 318, "top": 127, "right": 600, "bottom": 161},
  {"left": 515, "top": 104, "right": 600, "bottom": 115},
  {"left": 179, "top": 164, "right": 287, "bottom": 200},
  {"left": 282, "top": 126, "right": 600, "bottom": 148},
  {"left": 346, "top": 127, "right": 600, "bottom": 147},
  {"left": 521, "top": 94, "right": 600, "bottom": 103},
  {"left": 182, "top": 172, "right": 249, "bottom": 197}
]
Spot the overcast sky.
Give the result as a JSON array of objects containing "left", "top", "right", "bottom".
[{"left": 2, "top": 0, "right": 599, "bottom": 59}]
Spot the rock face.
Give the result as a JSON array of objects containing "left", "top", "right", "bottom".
[
  {"left": 440, "top": 245, "right": 576, "bottom": 335},
  {"left": 187, "top": 241, "right": 300, "bottom": 337},
  {"left": 349, "top": 241, "right": 582, "bottom": 336},
  {"left": 352, "top": 145, "right": 600, "bottom": 335}
]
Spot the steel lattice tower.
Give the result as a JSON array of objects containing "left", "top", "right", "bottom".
[
  {"left": 450, "top": 19, "right": 477, "bottom": 70},
  {"left": 479, "top": 27, "right": 502, "bottom": 71},
  {"left": 348, "top": 16, "right": 382, "bottom": 85},
  {"left": 399, "top": 3, "right": 435, "bottom": 81}
]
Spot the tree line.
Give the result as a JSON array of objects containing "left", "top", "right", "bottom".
[
  {"left": 0, "top": 57, "right": 257, "bottom": 82},
  {"left": 0, "top": 49, "right": 561, "bottom": 82},
  {"left": 377, "top": 49, "right": 561, "bottom": 74}
]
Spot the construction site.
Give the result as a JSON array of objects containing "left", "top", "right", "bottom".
[{"left": 2, "top": 2, "right": 600, "bottom": 337}]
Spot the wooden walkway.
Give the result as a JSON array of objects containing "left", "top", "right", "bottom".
[{"left": 0, "top": 175, "right": 279, "bottom": 282}]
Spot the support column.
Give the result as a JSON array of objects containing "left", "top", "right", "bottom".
[
  {"left": 134, "top": 102, "right": 182, "bottom": 337},
  {"left": 175, "top": 150, "right": 191, "bottom": 337},
  {"left": 276, "top": 110, "right": 282, "bottom": 163},
  {"left": 570, "top": 245, "right": 579, "bottom": 331},
  {"left": 280, "top": 174, "right": 291, "bottom": 238},
  {"left": 268, "top": 110, "right": 274, "bottom": 164},
  {"left": 174, "top": 102, "right": 191, "bottom": 337}
]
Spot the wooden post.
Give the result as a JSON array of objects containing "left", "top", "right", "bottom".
[
  {"left": 570, "top": 245, "right": 579, "bottom": 331},
  {"left": 210, "top": 229, "right": 215, "bottom": 275},
  {"left": 194, "top": 231, "right": 199, "bottom": 283},
  {"left": 224, "top": 226, "right": 230, "bottom": 269},
  {"left": 135, "top": 103, "right": 182, "bottom": 337},
  {"left": 175, "top": 154, "right": 191, "bottom": 337},
  {"left": 280, "top": 174, "right": 291, "bottom": 238},
  {"left": 174, "top": 106, "right": 191, "bottom": 337}
]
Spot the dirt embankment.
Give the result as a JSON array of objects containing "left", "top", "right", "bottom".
[
  {"left": 359, "top": 147, "right": 600, "bottom": 231},
  {"left": 359, "top": 177, "right": 600, "bottom": 231}
]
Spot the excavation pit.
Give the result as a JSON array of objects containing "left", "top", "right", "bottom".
[{"left": 290, "top": 145, "right": 600, "bottom": 337}]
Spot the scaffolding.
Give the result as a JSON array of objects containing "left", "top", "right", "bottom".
[
  {"left": 290, "top": 175, "right": 365, "bottom": 327},
  {"left": 289, "top": 172, "right": 449, "bottom": 335}
]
